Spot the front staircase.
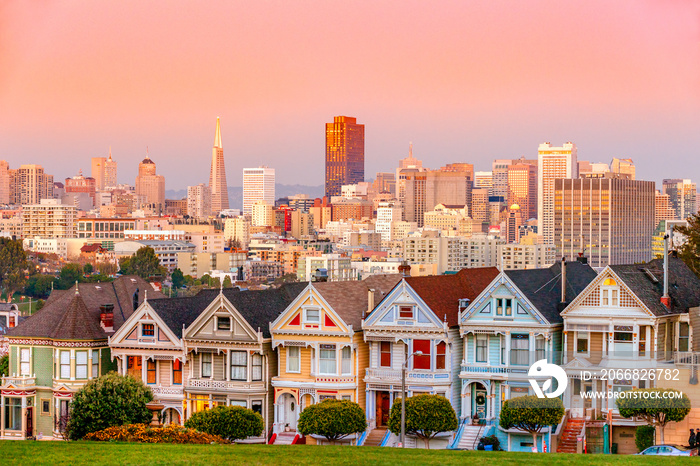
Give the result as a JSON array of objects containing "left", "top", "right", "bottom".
[
  {"left": 556, "top": 418, "right": 583, "bottom": 453},
  {"left": 363, "top": 427, "right": 387, "bottom": 446},
  {"left": 457, "top": 425, "right": 484, "bottom": 450},
  {"left": 273, "top": 432, "right": 299, "bottom": 445}
]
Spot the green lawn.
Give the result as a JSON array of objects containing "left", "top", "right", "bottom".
[{"left": 0, "top": 442, "right": 694, "bottom": 465}]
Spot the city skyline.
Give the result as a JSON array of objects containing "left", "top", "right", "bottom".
[{"left": 1, "top": 1, "right": 699, "bottom": 190}]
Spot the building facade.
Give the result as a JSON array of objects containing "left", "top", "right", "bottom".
[
  {"left": 537, "top": 142, "right": 578, "bottom": 244},
  {"left": 243, "top": 166, "right": 275, "bottom": 217},
  {"left": 325, "top": 116, "right": 365, "bottom": 198}
]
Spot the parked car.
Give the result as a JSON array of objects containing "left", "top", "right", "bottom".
[{"left": 639, "top": 445, "right": 697, "bottom": 456}]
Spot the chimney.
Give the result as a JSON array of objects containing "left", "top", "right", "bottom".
[
  {"left": 560, "top": 257, "right": 567, "bottom": 304},
  {"left": 661, "top": 233, "right": 671, "bottom": 309},
  {"left": 100, "top": 303, "right": 114, "bottom": 332},
  {"left": 368, "top": 289, "right": 376, "bottom": 314},
  {"left": 399, "top": 261, "right": 411, "bottom": 278}
]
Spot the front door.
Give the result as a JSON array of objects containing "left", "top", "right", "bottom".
[
  {"left": 26, "top": 407, "right": 33, "bottom": 438},
  {"left": 282, "top": 394, "right": 298, "bottom": 431},
  {"left": 376, "top": 391, "right": 391, "bottom": 427},
  {"left": 474, "top": 389, "right": 487, "bottom": 419}
]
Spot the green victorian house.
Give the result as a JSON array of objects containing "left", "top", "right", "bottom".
[{"left": 0, "top": 276, "right": 162, "bottom": 440}]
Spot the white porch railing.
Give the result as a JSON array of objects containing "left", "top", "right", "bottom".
[
  {"left": 150, "top": 386, "right": 184, "bottom": 396},
  {"left": 365, "top": 368, "right": 451, "bottom": 382},
  {"left": 1, "top": 376, "right": 36, "bottom": 388},
  {"left": 186, "top": 378, "right": 264, "bottom": 390}
]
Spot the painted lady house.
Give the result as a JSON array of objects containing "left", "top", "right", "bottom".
[
  {"left": 457, "top": 259, "right": 596, "bottom": 452},
  {"left": 0, "top": 276, "right": 159, "bottom": 440},
  {"left": 560, "top": 256, "right": 700, "bottom": 454},
  {"left": 182, "top": 283, "right": 306, "bottom": 442},
  {"left": 361, "top": 267, "right": 499, "bottom": 448},
  {"left": 269, "top": 275, "right": 400, "bottom": 445}
]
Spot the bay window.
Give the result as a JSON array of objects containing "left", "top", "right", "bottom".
[
  {"left": 147, "top": 359, "right": 157, "bottom": 384},
  {"left": 413, "top": 340, "right": 431, "bottom": 370},
  {"left": 341, "top": 346, "right": 352, "bottom": 374},
  {"left": 510, "top": 334, "right": 529, "bottom": 365},
  {"left": 536, "top": 336, "right": 546, "bottom": 361},
  {"left": 4, "top": 398, "right": 21, "bottom": 430},
  {"left": 319, "top": 345, "right": 336, "bottom": 375},
  {"left": 476, "top": 336, "right": 487, "bottom": 363},
  {"left": 92, "top": 350, "right": 99, "bottom": 378},
  {"left": 60, "top": 351, "right": 71, "bottom": 379},
  {"left": 172, "top": 359, "right": 183, "bottom": 385},
  {"left": 201, "top": 353, "right": 212, "bottom": 378},
  {"left": 230, "top": 351, "right": 247, "bottom": 381},
  {"left": 252, "top": 353, "right": 263, "bottom": 381},
  {"left": 435, "top": 341, "right": 446, "bottom": 369},
  {"left": 380, "top": 342, "right": 392, "bottom": 368},
  {"left": 20, "top": 348, "right": 30, "bottom": 376},
  {"left": 76, "top": 351, "right": 88, "bottom": 379}
]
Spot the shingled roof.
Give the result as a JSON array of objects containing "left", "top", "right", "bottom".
[
  {"left": 146, "top": 295, "right": 213, "bottom": 339},
  {"left": 313, "top": 275, "right": 402, "bottom": 328},
  {"left": 7, "top": 276, "right": 165, "bottom": 341},
  {"left": 506, "top": 261, "right": 597, "bottom": 324},
  {"left": 610, "top": 257, "right": 700, "bottom": 316},
  {"left": 404, "top": 267, "right": 500, "bottom": 326}
]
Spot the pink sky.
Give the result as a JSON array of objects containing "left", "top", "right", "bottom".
[{"left": 1, "top": 1, "right": 699, "bottom": 190}]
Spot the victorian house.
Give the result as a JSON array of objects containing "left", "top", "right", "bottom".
[
  {"left": 361, "top": 267, "right": 499, "bottom": 448},
  {"left": 269, "top": 275, "right": 400, "bottom": 444},
  {"left": 1, "top": 276, "right": 159, "bottom": 440},
  {"left": 182, "top": 283, "right": 306, "bottom": 442},
  {"left": 458, "top": 260, "right": 596, "bottom": 452},
  {"left": 560, "top": 257, "right": 700, "bottom": 454}
]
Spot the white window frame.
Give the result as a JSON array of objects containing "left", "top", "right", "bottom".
[
  {"left": 230, "top": 350, "right": 247, "bottom": 381},
  {"left": 201, "top": 352, "right": 212, "bottom": 378},
  {"left": 216, "top": 315, "right": 231, "bottom": 331},
  {"left": 60, "top": 350, "right": 71, "bottom": 379},
  {"left": 91, "top": 350, "right": 99, "bottom": 378},
  {"left": 341, "top": 346, "right": 352, "bottom": 375},
  {"left": 576, "top": 332, "right": 590, "bottom": 356},
  {"left": 19, "top": 348, "right": 31, "bottom": 376},
  {"left": 75, "top": 351, "right": 88, "bottom": 379},
  {"left": 398, "top": 306, "right": 414, "bottom": 320},
  {"left": 475, "top": 335, "right": 488, "bottom": 363},
  {"left": 303, "top": 307, "right": 320, "bottom": 324},
  {"left": 319, "top": 345, "right": 337, "bottom": 375},
  {"left": 287, "top": 346, "right": 301, "bottom": 373},
  {"left": 141, "top": 322, "right": 155, "bottom": 338}
]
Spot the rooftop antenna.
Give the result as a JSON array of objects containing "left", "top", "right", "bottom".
[{"left": 409, "top": 142, "right": 413, "bottom": 158}]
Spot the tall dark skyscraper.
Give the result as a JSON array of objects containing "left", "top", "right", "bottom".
[{"left": 325, "top": 116, "right": 365, "bottom": 198}]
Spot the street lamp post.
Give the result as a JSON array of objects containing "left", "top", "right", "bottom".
[{"left": 401, "top": 350, "right": 423, "bottom": 448}]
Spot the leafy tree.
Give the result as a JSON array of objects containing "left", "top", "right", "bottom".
[
  {"left": 83, "top": 263, "right": 94, "bottom": 274},
  {"left": 635, "top": 425, "right": 656, "bottom": 452},
  {"left": 66, "top": 372, "right": 153, "bottom": 440},
  {"left": 617, "top": 388, "right": 690, "bottom": 444},
  {"left": 0, "top": 355, "right": 8, "bottom": 377},
  {"left": 0, "top": 238, "right": 28, "bottom": 302},
  {"left": 84, "top": 273, "right": 114, "bottom": 283},
  {"left": 24, "top": 274, "right": 55, "bottom": 299},
  {"left": 211, "top": 277, "right": 221, "bottom": 289},
  {"left": 56, "top": 263, "right": 84, "bottom": 290},
  {"left": 184, "top": 406, "right": 263, "bottom": 442},
  {"left": 171, "top": 268, "right": 185, "bottom": 289},
  {"left": 273, "top": 273, "right": 298, "bottom": 286},
  {"left": 119, "top": 247, "right": 165, "bottom": 279},
  {"left": 184, "top": 274, "right": 196, "bottom": 286},
  {"left": 388, "top": 394, "right": 458, "bottom": 449},
  {"left": 222, "top": 275, "right": 232, "bottom": 288},
  {"left": 97, "top": 261, "right": 117, "bottom": 276},
  {"left": 200, "top": 274, "right": 212, "bottom": 287},
  {"left": 297, "top": 399, "right": 366, "bottom": 443},
  {"left": 676, "top": 214, "right": 700, "bottom": 278},
  {"left": 499, "top": 395, "right": 565, "bottom": 452}
]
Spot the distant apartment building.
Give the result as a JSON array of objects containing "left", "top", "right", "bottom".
[
  {"left": 165, "top": 198, "right": 188, "bottom": 216},
  {"left": 9, "top": 164, "right": 54, "bottom": 205},
  {"left": 655, "top": 190, "right": 676, "bottom": 227},
  {"left": 297, "top": 253, "right": 353, "bottom": 282},
  {"left": 325, "top": 116, "right": 365, "bottom": 198},
  {"left": 91, "top": 152, "right": 118, "bottom": 191},
  {"left": 251, "top": 200, "right": 274, "bottom": 227},
  {"left": 537, "top": 142, "right": 578, "bottom": 244},
  {"left": 342, "top": 230, "right": 381, "bottom": 250},
  {"left": 64, "top": 171, "right": 97, "bottom": 205},
  {"left": 115, "top": 240, "right": 195, "bottom": 273},
  {"left": 0, "top": 216, "right": 23, "bottom": 239},
  {"left": 403, "top": 230, "right": 503, "bottom": 274},
  {"left": 223, "top": 216, "right": 251, "bottom": 248},
  {"left": 401, "top": 168, "right": 427, "bottom": 226},
  {"left": 290, "top": 210, "right": 314, "bottom": 238},
  {"left": 22, "top": 237, "right": 69, "bottom": 259},
  {"left": 474, "top": 171, "right": 493, "bottom": 190},
  {"left": 330, "top": 198, "right": 373, "bottom": 221},
  {"left": 187, "top": 183, "right": 212, "bottom": 219},
  {"left": 0, "top": 161, "right": 10, "bottom": 204},
  {"left": 554, "top": 175, "right": 655, "bottom": 268},
  {"left": 22, "top": 199, "right": 77, "bottom": 238},
  {"left": 243, "top": 259, "right": 284, "bottom": 282},
  {"left": 77, "top": 218, "right": 136, "bottom": 239},
  {"left": 176, "top": 252, "right": 247, "bottom": 278},
  {"left": 376, "top": 202, "right": 403, "bottom": 242},
  {"left": 662, "top": 178, "right": 697, "bottom": 220},
  {"left": 610, "top": 157, "right": 635, "bottom": 179},
  {"left": 507, "top": 162, "right": 537, "bottom": 221},
  {"left": 423, "top": 204, "right": 471, "bottom": 236},
  {"left": 243, "top": 166, "right": 275, "bottom": 216},
  {"left": 491, "top": 159, "right": 511, "bottom": 198},
  {"left": 135, "top": 155, "right": 165, "bottom": 213},
  {"left": 498, "top": 241, "right": 556, "bottom": 270},
  {"left": 124, "top": 229, "right": 185, "bottom": 241}
]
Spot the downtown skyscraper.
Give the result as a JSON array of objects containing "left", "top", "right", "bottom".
[
  {"left": 537, "top": 142, "right": 578, "bottom": 244},
  {"left": 209, "top": 117, "right": 229, "bottom": 214},
  {"left": 325, "top": 116, "right": 365, "bottom": 198}
]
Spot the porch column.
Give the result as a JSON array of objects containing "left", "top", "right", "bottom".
[
  {"left": 21, "top": 397, "right": 26, "bottom": 438},
  {"left": 528, "top": 332, "right": 535, "bottom": 366},
  {"left": 504, "top": 332, "right": 511, "bottom": 366},
  {"left": 463, "top": 332, "right": 469, "bottom": 364},
  {"left": 563, "top": 331, "right": 568, "bottom": 364},
  {"left": 652, "top": 324, "right": 658, "bottom": 360},
  {"left": 1, "top": 396, "right": 5, "bottom": 437},
  {"left": 226, "top": 350, "right": 230, "bottom": 381},
  {"left": 141, "top": 356, "right": 147, "bottom": 383},
  {"left": 608, "top": 324, "right": 615, "bottom": 357},
  {"left": 633, "top": 324, "right": 639, "bottom": 358}
]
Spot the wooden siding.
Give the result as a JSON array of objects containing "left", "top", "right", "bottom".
[
  {"left": 589, "top": 332, "right": 604, "bottom": 365},
  {"left": 448, "top": 327, "right": 462, "bottom": 414},
  {"left": 354, "top": 331, "right": 369, "bottom": 412},
  {"left": 158, "top": 360, "right": 171, "bottom": 386}
]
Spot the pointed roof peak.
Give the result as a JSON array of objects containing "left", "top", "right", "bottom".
[
  {"left": 214, "top": 117, "right": 222, "bottom": 148},
  {"left": 108, "top": 146, "right": 112, "bottom": 161}
]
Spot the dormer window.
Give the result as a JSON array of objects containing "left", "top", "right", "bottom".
[
  {"left": 601, "top": 278, "right": 619, "bottom": 307},
  {"left": 142, "top": 324, "right": 155, "bottom": 337},
  {"left": 217, "top": 316, "right": 231, "bottom": 331},
  {"left": 399, "top": 306, "right": 414, "bottom": 319},
  {"left": 495, "top": 298, "right": 512, "bottom": 316},
  {"left": 304, "top": 308, "right": 320, "bottom": 324}
]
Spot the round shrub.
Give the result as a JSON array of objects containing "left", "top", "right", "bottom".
[
  {"left": 388, "top": 394, "right": 458, "bottom": 448},
  {"left": 67, "top": 372, "right": 153, "bottom": 440},
  {"left": 297, "top": 399, "right": 366, "bottom": 442},
  {"left": 184, "top": 406, "right": 264, "bottom": 442}
]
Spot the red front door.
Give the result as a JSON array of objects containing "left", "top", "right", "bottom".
[{"left": 26, "top": 407, "right": 33, "bottom": 438}]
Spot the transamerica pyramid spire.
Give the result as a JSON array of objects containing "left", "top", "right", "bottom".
[{"left": 209, "top": 117, "right": 229, "bottom": 214}]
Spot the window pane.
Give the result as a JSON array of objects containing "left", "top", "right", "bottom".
[
  {"left": 436, "top": 342, "right": 446, "bottom": 369},
  {"left": 320, "top": 348, "right": 336, "bottom": 374},
  {"left": 306, "top": 309, "right": 319, "bottom": 322},
  {"left": 413, "top": 340, "right": 431, "bottom": 370},
  {"left": 288, "top": 347, "right": 300, "bottom": 372},
  {"left": 342, "top": 347, "right": 352, "bottom": 374},
  {"left": 230, "top": 351, "right": 247, "bottom": 381},
  {"left": 380, "top": 342, "right": 392, "bottom": 367},
  {"left": 252, "top": 354, "right": 263, "bottom": 381},
  {"left": 173, "top": 359, "right": 183, "bottom": 384}
]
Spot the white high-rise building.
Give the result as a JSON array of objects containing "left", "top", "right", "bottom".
[
  {"left": 537, "top": 142, "right": 578, "bottom": 244},
  {"left": 187, "top": 183, "right": 212, "bottom": 220},
  {"left": 251, "top": 200, "right": 274, "bottom": 227},
  {"left": 243, "top": 166, "right": 275, "bottom": 216},
  {"left": 375, "top": 202, "right": 403, "bottom": 242}
]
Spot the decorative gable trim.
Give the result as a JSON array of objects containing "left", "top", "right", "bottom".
[
  {"left": 562, "top": 267, "right": 654, "bottom": 317},
  {"left": 362, "top": 280, "right": 446, "bottom": 331},
  {"left": 269, "top": 284, "right": 351, "bottom": 339},
  {"left": 184, "top": 293, "right": 261, "bottom": 343},
  {"left": 460, "top": 273, "right": 549, "bottom": 326},
  {"left": 109, "top": 301, "right": 180, "bottom": 347}
]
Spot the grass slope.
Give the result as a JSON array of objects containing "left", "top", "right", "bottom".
[{"left": 0, "top": 442, "right": 695, "bottom": 465}]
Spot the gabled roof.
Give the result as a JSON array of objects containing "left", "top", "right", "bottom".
[
  {"left": 404, "top": 267, "right": 500, "bottom": 326},
  {"left": 313, "top": 275, "right": 402, "bottom": 328},
  {"left": 505, "top": 261, "right": 597, "bottom": 324},
  {"left": 609, "top": 257, "right": 700, "bottom": 316},
  {"left": 7, "top": 276, "right": 164, "bottom": 341},
  {"left": 145, "top": 296, "right": 212, "bottom": 339},
  {"left": 192, "top": 282, "right": 308, "bottom": 338}
]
